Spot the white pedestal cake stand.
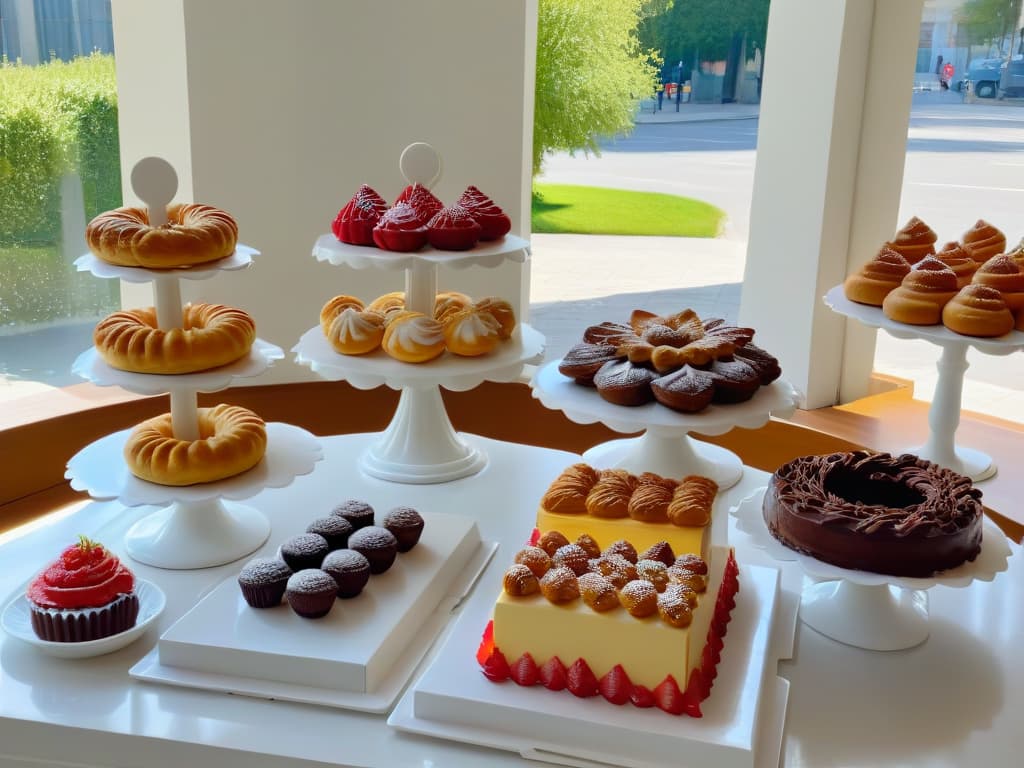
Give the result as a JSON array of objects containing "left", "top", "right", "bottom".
[
  {"left": 731, "top": 488, "right": 1012, "bottom": 651},
  {"left": 297, "top": 142, "right": 540, "bottom": 484},
  {"left": 68, "top": 156, "right": 323, "bottom": 569},
  {"left": 824, "top": 285, "right": 1024, "bottom": 481},
  {"left": 530, "top": 359, "right": 799, "bottom": 490}
]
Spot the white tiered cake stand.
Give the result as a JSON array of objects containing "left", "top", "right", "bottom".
[
  {"left": 530, "top": 359, "right": 800, "bottom": 490},
  {"left": 67, "top": 157, "right": 322, "bottom": 570},
  {"left": 824, "top": 285, "right": 1024, "bottom": 481},
  {"left": 294, "top": 142, "right": 543, "bottom": 484},
  {"left": 731, "top": 488, "right": 1012, "bottom": 651}
]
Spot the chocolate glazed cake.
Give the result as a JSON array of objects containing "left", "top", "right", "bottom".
[{"left": 763, "top": 451, "right": 983, "bottom": 577}]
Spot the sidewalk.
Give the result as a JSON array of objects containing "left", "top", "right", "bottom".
[{"left": 634, "top": 100, "right": 760, "bottom": 124}]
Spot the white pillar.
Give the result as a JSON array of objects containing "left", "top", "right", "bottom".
[
  {"left": 111, "top": 0, "right": 537, "bottom": 385},
  {"left": 739, "top": 0, "right": 923, "bottom": 408}
]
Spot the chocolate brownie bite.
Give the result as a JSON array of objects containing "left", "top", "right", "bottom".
[
  {"left": 280, "top": 533, "right": 329, "bottom": 572},
  {"left": 321, "top": 549, "right": 372, "bottom": 598},
  {"left": 306, "top": 516, "right": 354, "bottom": 551},
  {"left": 285, "top": 569, "right": 338, "bottom": 619},
  {"left": 237, "top": 557, "right": 292, "bottom": 608},
  {"left": 348, "top": 525, "right": 399, "bottom": 574},
  {"left": 382, "top": 507, "right": 425, "bottom": 553},
  {"left": 332, "top": 499, "right": 375, "bottom": 530}
]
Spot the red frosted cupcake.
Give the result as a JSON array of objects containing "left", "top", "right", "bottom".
[
  {"left": 457, "top": 185, "right": 512, "bottom": 241},
  {"left": 394, "top": 183, "right": 444, "bottom": 226},
  {"left": 332, "top": 184, "right": 389, "bottom": 246},
  {"left": 427, "top": 204, "right": 482, "bottom": 251},
  {"left": 373, "top": 203, "right": 428, "bottom": 252},
  {"left": 27, "top": 536, "right": 139, "bottom": 642}
]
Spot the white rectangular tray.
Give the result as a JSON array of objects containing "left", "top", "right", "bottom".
[
  {"left": 388, "top": 563, "right": 795, "bottom": 768},
  {"left": 131, "top": 512, "right": 496, "bottom": 713}
]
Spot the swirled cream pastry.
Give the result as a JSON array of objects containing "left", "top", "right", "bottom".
[
  {"left": 442, "top": 307, "right": 502, "bottom": 356},
  {"left": 961, "top": 219, "right": 1006, "bottom": 264},
  {"left": 843, "top": 246, "right": 912, "bottom": 306},
  {"left": 381, "top": 310, "right": 446, "bottom": 363},
  {"left": 886, "top": 216, "right": 937, "bottom": 264}
]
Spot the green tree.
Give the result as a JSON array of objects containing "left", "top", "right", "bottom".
[
  {"left": 958, "top": 0, "right": 1023, "bottom": 52},
  {"left": 533, "top": 0, "right": 660, "bottom": 176}
]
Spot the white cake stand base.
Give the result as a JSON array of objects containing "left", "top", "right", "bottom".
[
  {"left": 582, "top": 433, "right": 743, "bottom": 489},
  {"left": 125, "top": 499, "right": 271, "bottom": 570},
  {"left": 800, "top": 581, "right": 929, "bottom": 651}
]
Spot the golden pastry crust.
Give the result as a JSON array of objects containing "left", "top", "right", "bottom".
[
  {"left": 971, "top": 254, "right": 1024, "bottom": 312},
  {"left": 882, "top": 256, "right": 959, "bottom": 325},
  {"left": 540, "top": 463, "right": 601, "bottom": 515},
  {"left": 381, "top": 310, "right": 446, "bottom": 363},
  {"left": 366, "top": 291, "right": 406, "bottom": 316},
  {"left": 961, "top": 219, "right": 1006, "bottom": 264},
  {"left": 843, "top": 246, "right": 911, "bottom": 306},
  {"left": 124, "top": 404, "right": 266, "bottom": 485},
  {"left": 473, "top": 297, "right": 517, "bottom": 339},
  {"left": 627, "top": 477, "right": 675, "bottom": 523},
  {"left": 585, "top": 469, "right": 637, "bottom": 518},
  {"left": 886, "top": 216, "right": 937, "bottom": 264},
  {"left": 434, "top": 291, "right": 473, "bottom": 323},
  {"left": 503, "top": 564, "right": 539, "bottom": 597},
  {"left": 442, "top": 308, "right": 501, "bottom": 356},
  {"left": 942, "top": 285, "right": 1014, "bottom": 338},
  {"left": 320, "top": 296, "right": 385, "bottom": 355},
  {"left": 934, "top": 242, "right": 978, "bottom": 289},
  {"left": 94, "top": 303, "right": 255, "bottom": 374},
  {"left": 87, "top": 204, "right": 238, "bottom": 269},
  {"left": 539, "top": 566, "right": 580, "bottom": 604},
  {"left": 667, "top": 475, "right": 718, "bottom": 527}
]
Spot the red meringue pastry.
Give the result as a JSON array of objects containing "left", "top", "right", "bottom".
[
  {"left": 372, "top": 203, "right": 428, "bottom": 252},
  {"left": 394, "top": 183, "right": 444, "bottom": 227},
  {"left": 457, "top": 185, "right": 512, "bottom": 241},
  {"left": 332, "top": 184, "right": 388, "bottom": 246},
  {"left": 426, "top": 204, "right": 482, "bottom": 251}
]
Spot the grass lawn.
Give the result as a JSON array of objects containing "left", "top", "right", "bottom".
[{"left": 531, "top": 183, "right": 725, "bottom": 237}]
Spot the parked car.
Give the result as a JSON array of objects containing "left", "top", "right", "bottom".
[
  {"left": 956, "top": 58, "right": 1003, "bottom": 97},
  {"left": 997, "top": 58, "right": 1024, "bottom": 98}
]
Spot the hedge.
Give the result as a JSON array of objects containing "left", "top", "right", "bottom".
[{"left": 0, "top": 53, "right": 121, "bottom": 244}]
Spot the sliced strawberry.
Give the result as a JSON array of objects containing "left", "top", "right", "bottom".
[
  {"left": 566, "top": 658, "right": 599, "bottom": 698},
  {"left": 630, "top": 684, "right": 656, "bottom": 708},
  {"left": 539, "top": 656, "right": 567, "bottom": 691},
  {"left": 509, "top": 652, "right": 539, "bottom": 686},
  {"left": 653, "top": 675, "right": 685, "bottom": 715},
  {"left": 481, "top": 649, "right": 510, "bottom": 682},
  {"left": 598, "top": 664, "right": 632, "bottom": 705},
  {"left": 528, "top": 528, "right": 541, "bottom": 547},
  {"left": 476, "top": 620, "right": 495, "bottom": 667}
]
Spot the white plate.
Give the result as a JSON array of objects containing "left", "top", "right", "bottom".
[{"left": 1, "top": 579, "right": 166, "bottom": 659}]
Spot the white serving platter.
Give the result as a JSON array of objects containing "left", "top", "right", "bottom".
[
  {"left": 389, "top": 563, "right": 793, "bottom": 768},
  {"left": 131, "top": 512, "right": 497, "bottom": 713}
]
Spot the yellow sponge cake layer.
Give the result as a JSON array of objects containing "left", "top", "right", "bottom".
[{"left": 535, "top": 508, "right": 707, "bottom": 558}]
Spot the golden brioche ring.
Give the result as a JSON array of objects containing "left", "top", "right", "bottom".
[
  {"left": 94, "top": 303, "right": 256, "bottom": 374},
  {"left": 320, "top": 295, "right": 385, "bottom": 355},
  {"left": 86, "top": 203, "right": 238, "bottom": 268},
  {"left": 124, "top": 404, "right": 267, "bottom": 486}
]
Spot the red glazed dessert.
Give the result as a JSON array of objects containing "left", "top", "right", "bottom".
[
  {"left": 332, "top": 184, "right": 388, "bottom": 246},
  {"left": 372, "top": 203, "right": 428, "bottom": 252},
  {"left": 426, "top": 204, "right": 482, "bottom": 251},
  {"left": 457, "top": 185, "right": 512, "bottom": 241},
  {"left": 394, "top": 183, "right": 444, "bottom": 227},
  {"left": 27, "top": 536, "right": 139, "bottom": 642}
]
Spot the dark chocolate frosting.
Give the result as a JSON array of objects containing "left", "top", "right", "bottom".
[{"left": 764, "top": 451, "right": 983, "bottom": 576}]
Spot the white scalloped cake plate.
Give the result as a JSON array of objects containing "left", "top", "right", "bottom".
[
  {"left": 731, "top": 487, "right": 1013, "bottom": 589},
  {"left": 293, "top": 323, "right": 545, "bottom": 391},
  {"left": 312, "top": 233, "right": 529, "bottom": 270},
  {"left": 1, "top": 579, "right": 166, "bottom": 659},
  {"left": 65, "top": 422, "right": 323, "bottom": 507},
  {"left": 823, "top": 285, "right": 1024, "bottom": 354},
  {"left": 72, "top": 339, "right": 284, "bottom": 395},
  {"left": 74, "top": 244, "right": 258, "bottom": 282},
  {"left": 531, "top": 359, "right": 800, "bottom": 436}
]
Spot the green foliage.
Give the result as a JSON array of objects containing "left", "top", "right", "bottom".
[
  {"left": 533, "top": 0, "right": 659, "bottom": 176},
  {"left": 640, "top": 0, "right": 770, "bottom": 73},
  {"left": 532, "top": 183, "right": 724, "bottom": 237},
  {"left": 0, "top": 53, "right": 120, "bottom": 244},
  {"left": 957, "top": 0, "right": 1023, "bottom": 50}
]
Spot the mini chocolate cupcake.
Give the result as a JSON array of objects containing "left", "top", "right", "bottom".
[
  {"left": 306, "top": 516, "right": 354, "bottom": 551},
  {"left": 321, "top": 549, "right": 372, "bottom": 598},
  {"left": 382, "top": 507, "right": 425, "bottom": 552},
  {"left": 332, "top": 499, "right": 375, "bottom": 530},
  {"left": 237, "top": 557, "right": 292, "bottom": 608},
  {"left": 280, "top": 533, "right": 329, "bottom": 572},
  {"left": 348, "top": 526, "right": 399, "bottom": 574},
  {"left": 285, "top": 569, "right": 338, "bottom": 619}
]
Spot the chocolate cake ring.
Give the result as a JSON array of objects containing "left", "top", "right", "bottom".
[{"left": 762, "top": 451, "right": 983, "bottom": 577}]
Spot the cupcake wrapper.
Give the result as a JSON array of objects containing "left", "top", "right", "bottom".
[
  {"left": 239, "top": 580, "right": 288, "bottom": 609},
  {"left": 30, "top": 592, "right": 139, "bottom": 642}
]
